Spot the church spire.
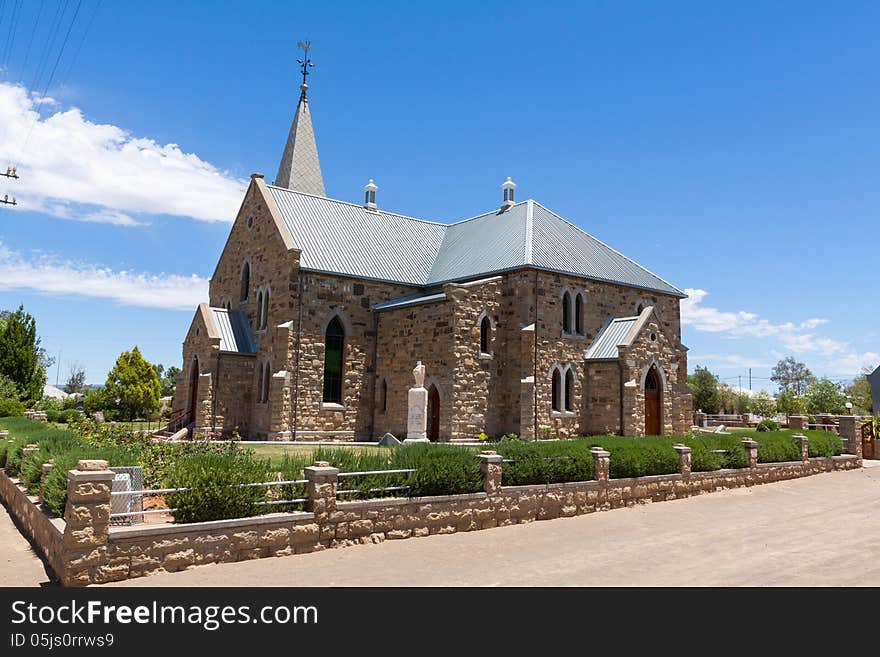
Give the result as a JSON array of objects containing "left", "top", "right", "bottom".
[{"left": 274, "top": 40, "right": 326, "bottom": 196}]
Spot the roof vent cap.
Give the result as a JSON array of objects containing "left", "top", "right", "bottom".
[
  {"left": 364, "top": 179, "right": 378, "bottom": 211},
  {"left": 501, "top": 176, "right": 516, "bottom": 211}
]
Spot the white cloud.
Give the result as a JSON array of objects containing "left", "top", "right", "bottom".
[
  {"left": 687, "top": 353, "right": 773, "bottom": 369},
  {"left": 0, "top": 241, "right": 207, "bottom": 310},
  {"left": 0, "top": 82, "right": 247, "bottom": 225},
  {"left": 681, "top": 288, "right": 845, "bottom": 355}
]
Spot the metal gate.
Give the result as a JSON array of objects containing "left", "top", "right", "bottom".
[{"left": 862, "top": 422, "right": 876, "bottom": 460}]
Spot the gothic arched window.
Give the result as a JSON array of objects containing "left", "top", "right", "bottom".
[
  {"left": 562, "top": 292, "right": 572, "bottom": 333},
  {"left": 565, "top": 368, "right": 575, "bottom": 412},
  {"left": 240, "top": 262, "right": 250, "bottom": 302},
  {"left": 480, "top": 316, "right": 491, "bottom": 354},
  {"left": 552, "top": 368, "right": 562, "bottom": 412},
  {"left": 323, "top": 317, "right": 345, "bottom": 403},
  {"left": 575, "top": 294, "right": 584, "bottom": 335}
]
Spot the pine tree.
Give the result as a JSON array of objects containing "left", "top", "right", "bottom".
[
  {"left": 0, "top": 306, "right": 47, "bottom": 402},
  {"left": 105, "top": 346, "right": 161, "bottom": 420}
]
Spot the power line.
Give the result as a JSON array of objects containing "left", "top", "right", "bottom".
[
  {"left": 60, "top": 0, "right": 99, "bottom": 87},
  {"left": 1, "top": 0, "right": 20, "bottom": 69}
]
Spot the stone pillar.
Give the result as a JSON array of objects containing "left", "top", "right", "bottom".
[
  {"left": 39, "top": 462, "right": 54, "bottom": 502},
  {"left": 592, "top": 448, "right": 610, "bottom": 482},
  {"left": 404, "top": 361, "right": 429, "bottom": 443},
  {"left": 479, "top": 451, "right": 503, "bottom": 495},
  {"left": 673, "top": 444, "right": 692, "bottom": 477},
  {"left": 838, "top": 416, "right": 862, "bottom": 458},
  {"left": 21, "top": 444, "right": 39, "bottom": 461},
  {"left": 268, "top": 369, "right": 291, "bottom": 440},
  {"left": 519, "top": 376, "right": 535, "bottom": 441},
  {"left": 304, "top": 461, "right": 339, "bottom": 522},
  {"left": 742, "top": 439, "right": 758, "bottom": 469},
  {"left": 62, "top": 460, "right": 113, "bottom": 567},
  {"left": 741, "top": 414, "right": 751, "bottom": 428},
  {"left": 793, "top": 434, "right": 809, "bottom": 462},
  {"left": 693, "top": 411, "right": 707, "bottom": 428},
  {"left": 789, "top": 415, "right": 808, "bottom": 431}
]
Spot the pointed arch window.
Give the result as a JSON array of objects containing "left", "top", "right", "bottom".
[
  {"left": 551, "top": 368, "right": 562, "bottom": 412},
  {"left": 257, "top": 362, "right": 264, "bottom": 404},
  {"left": 262, "top": 288, "right": 270, "bottom": 329},
  {"left": 240, "top": 262, "right": 250, "bottom": 302},
  {"left": 323, "top": 317, "right": 345, "bottom": 403},
  {"left": 565, "top": 368, "right": 575, "bottom": 412},
  {"left": 480, "top": 316, "right": 491, "bottom": 354},
  {"left": 574, "top": 294, "right": 584, "bottom": 335},
  {"left": 256, "top": 290, "right": 263, "bottom": 328},
  {"left": 380, "top": 379, "right": 388, "bottom": 414},
  {"left": 263, "top": 361, "right": 271, "bottom": 403},
  {"left": 562, "top": 292, "right": 572, "bottom": 333}
]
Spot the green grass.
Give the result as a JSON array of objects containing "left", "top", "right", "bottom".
[{"left": 248, "top": 443, "right": 388, "bottom": 468}]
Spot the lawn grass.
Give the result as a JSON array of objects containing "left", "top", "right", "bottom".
[{"left": 248, "top": 442, "right": 388, "bottom": 468}]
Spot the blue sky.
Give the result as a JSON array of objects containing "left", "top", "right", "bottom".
[{"left": 0, "top": 1, "right": 876, "bottom": 390}]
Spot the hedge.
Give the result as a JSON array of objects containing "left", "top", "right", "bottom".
[
  {"left": 494, "top": 439, "right": 594, "bottom": 485},
  {"left": 589, "top": 436, "right": 679, "bottom": 478},
  {"left": 165, "top": 448, "right": 272, "bottom": 523},
  {"left": 753, "top": 433, "right": 801, "bottom": 463}
]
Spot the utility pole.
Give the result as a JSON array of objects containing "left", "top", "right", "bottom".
[
  {"left": 749, "top": 368, "right": 752, "bottom": 391},
  {"left": 55, "top": 349, "right": 62, "bottom": 387},
  {"left": 738, "top": 375, "right": 742, "bottom": 394}
]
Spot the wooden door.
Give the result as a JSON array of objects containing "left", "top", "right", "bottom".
[
  {"left": 863, "top": 422, "right": 876, "bottom": 460},
  {"left": 645, "top": 367, "right": 661, "bottom": 435},
  {"left": 428, "top": 385, "right": 440, "bottom": 442}
]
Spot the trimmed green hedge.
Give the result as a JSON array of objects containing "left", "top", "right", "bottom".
[
  {"left": 494, "top": 439, "right": 594, "bottom": 485},
  {"left": 589, "top": 436, "right": 679, "bottom": 479},
  {"left": 753, "top": 433, "right": 801, "bottom": 463}
]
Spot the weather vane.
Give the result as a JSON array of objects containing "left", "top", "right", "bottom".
[{"left": 297, "top": 40, "right": 314, "bottom": 89}]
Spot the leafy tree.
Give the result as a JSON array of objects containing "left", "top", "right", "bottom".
[
  {"left": 804, "top": 378, "right": 848, "bottom": 415},
  {"left": 776, "top": 390, "right": 806, "bottom": 417},
  {"left": 770, "top": 357, "right": 815, "bottom": 397},
  {"left": 0, "top": 306, "right": 47, "bottom": 402},
  {"left": 734, "top": 393, "right": 751, "bottom": 415},
  {"left": 83, "top": 386, "right": 113, "bottom": 417},
  {"left": 750, "top": 391, "right": 777, "bottom": 418},
  {"left": 105, "top": 346, "right": 161, "bottom": 420},
  {"left": 687, "top": 366, "right": 722, "bottom": 414},
  {"left": 66, "top": 362, "right": 87, "bottom": 393},
  {"left": 152, "top": 363, "right": 181, "bottom": 397},
  {"left": 845, "top": 371, "right": 874, "bottom": 415},
  {"left": 0, "top": 372, "right": 18, "bottom": 400}
]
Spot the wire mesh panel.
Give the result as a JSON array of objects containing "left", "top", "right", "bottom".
[{"left": 109, "top": 466, "right": 144, "bottom": 525}]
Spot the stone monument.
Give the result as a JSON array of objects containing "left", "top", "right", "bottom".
[{"left": 404, "top": 361, "right": 430, "bottom": 443}]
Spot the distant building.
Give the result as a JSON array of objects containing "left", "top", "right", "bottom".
[{"left": 43, "top": 384, "right": 71, "bottom": 400}]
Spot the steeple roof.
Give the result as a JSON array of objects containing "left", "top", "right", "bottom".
[{"left": 274, "top": 86, "right": 326, "bottom": 196}]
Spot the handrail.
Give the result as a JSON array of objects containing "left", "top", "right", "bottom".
[{"left": 337, "top": 469, "right": 416, "bottom": 478}]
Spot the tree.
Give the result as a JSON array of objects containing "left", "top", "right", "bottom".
[
  {"left": 718, "top": 384, "right": 737, "bottom": 414},
  {"left": 804, "top": 378, "right": 848, "bottom": 415},
  {"left": 776, "top": 390, "right": 806, "bottom": 417},
  {"left": 0, "top": 373, "right": 18, "bottom": 400},
  {"left": 152, "top": 363, "right": 181, "bottom": 397},
  {"left": 770, "top": 357, "right": 815, "bottom": 397},
  {"left": 66, "top": 362, "right": 87, "bottom": 393},
  {"left": 0, "top": 306, "right": 47, "bottom": 403},
  {"left": 105, "top": 346, "right": 161, "bottom": 420},
  {"left": 734, "top": 393, "right": 751, "bottom": 415},
  {"left": 750, "top": 391, "right": 777, "bottom": 419},
  {"left": 845, "top": 370, "right": 874, "bottom": 415},
  {"left": 687, "top": 366, "right": 722, "bottom": 414}
]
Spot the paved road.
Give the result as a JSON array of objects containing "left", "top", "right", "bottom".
[
  {"left": 0, "top": 501, "right": 54, "bottom": 587},
  {"left": 104, "top": 464, "right": 880, "bottom": 587}
]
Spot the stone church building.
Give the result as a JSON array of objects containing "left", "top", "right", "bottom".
[{"left": 171, "top": 76, "right": 693, "bottom": 441}]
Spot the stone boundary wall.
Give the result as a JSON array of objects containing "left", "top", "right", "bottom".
[{"left": 0, "top": 439, "right": 862, "bottom": 586}]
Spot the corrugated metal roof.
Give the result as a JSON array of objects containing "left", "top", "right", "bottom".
[
  {"left": 211, "top": 308, "right": 256, "bottom": 354},
  {"left": 373, "top": 292, "right": 447, "bottom": 312},
  {"left": 584, "top": 317, "right": 639, "bottom": 360},
  {"left": 266, "top": 185, "right": 684, "bottom": 296},
  {"left": 269, "top": 186, "right": 445, "bottom": 285}
]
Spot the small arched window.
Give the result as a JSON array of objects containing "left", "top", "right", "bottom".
[
  {"left": 551, "top": 368, "right": 562, "bottom": 412},
  {"left": 575, "top": 294, "right": 584, "bottom": 335},
  {"left": 257, "top": 362, "right": 264, "bottom": 404},
  {"left": 263, "top": 361, "right": 271, "bottom": 403},
  {"left": 645, "top": 366, "right": 659, "bottom": 391},
  {"left": 262, "top": 288, "right": 270, "bottom": 329},
  {"left": 480, "top": 316, "right": 491, "bottom": 354},
  {"left": 240, "top": 262, "right": 250, "bottom": 302},
  {"left": 380, "top": 379, "right": 388, "bottom": 414},
  {"left": 565, "top": 368, "right": 575, "bottom": 412},
  {"left": 323, "top": 317, "right": 345, "bottom": 403},
  {"left": 562, "top": 292, "right": 571, "bottom": 333},
  {"left": 256, "top": 290, "right": 263, "bottom": 327}
]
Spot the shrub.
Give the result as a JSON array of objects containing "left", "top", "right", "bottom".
[
  {"left": 756, "top": 419, "right": 779, "bottom": 432},
  {"left": 4, "top": 436, "right": 30, "bottom": 475},
  {"left": 804, "top": 430, "right": 843, "bottom": 458},
  {"left": 40, "top": 445, "right": 142, "bottom": 516},
  {"left": 590, "top": 436, "right": 679, "bottom": 479},
  {"left": 19, "top": 448, "right": 50, "bottom": 493},
  {"left": 165, "top": 450, "right": 272, "bottom": 523},
  {"left": 495, "top": 439, "right": 594, "bottom": 485},
  {"left": 753, "top": 433, "right": 800, "bottom": 463},
  {"left": 685, "top": 434, "right": 749, "bottom": 470},
  {"left": 389, "top": 443, "right": 482, "bottom": 497},
  {"left": 0, "top": 397, "right": 25, "bottom": 418}
]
